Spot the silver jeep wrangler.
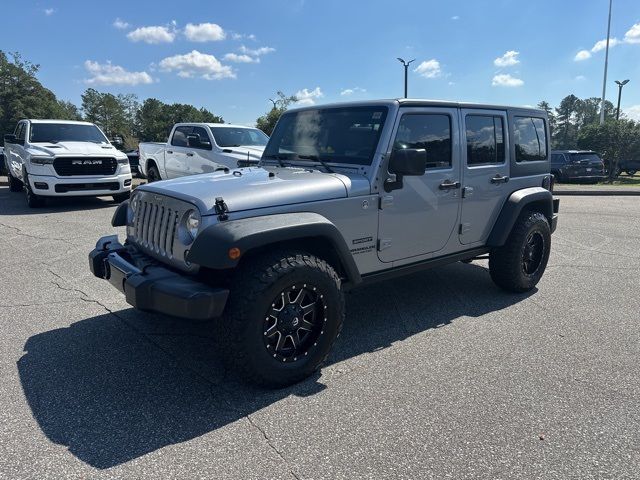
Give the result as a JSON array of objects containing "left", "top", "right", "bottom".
[{"left": 90, "top": 99, "right": 559, "bottom": 387}]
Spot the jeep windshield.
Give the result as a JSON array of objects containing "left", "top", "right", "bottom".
[
  {"left": 29, "top": 123, "right": 109, "bottom": 144},
  {"left": 263, "top": 106, "right": 388, "bottom": 166}
]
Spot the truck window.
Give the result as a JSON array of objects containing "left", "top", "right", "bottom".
[
  {"left": 190, "top": 126, "right": 212, "bottom": 150},
  {"left": 15, "top": 122, "right": 26, "bottom": 142},
  {"left": 465, "top": 115, "right": 505, "bottom": 165},
  {"left": 210, "top": 127, "right": 269, "bottom": 147},
  {"left": 29, "top": 123, "right": 108, "bottom": 143},
  {"left": 514, "top": 117, "right": 547, "bottom": 162},
  {"left": 171, "top": 126, "right": 192, "bottom": 147},
  {"left": 393, "top": 114, "right": 452, "bottom": 169}
]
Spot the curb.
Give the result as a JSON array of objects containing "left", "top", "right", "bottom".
[{"left": 553, "top": 189, "right": 640, "bottom": 196}]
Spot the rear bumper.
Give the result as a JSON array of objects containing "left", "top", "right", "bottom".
[{"left": 89, "top": 236, "right": 229, "bottom": 320}]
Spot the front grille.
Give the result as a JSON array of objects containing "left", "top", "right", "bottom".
[
  {"left": 133, "top": 200, "right": 181, "bottom": 259},
  {"left": 53, "top": 157, "right": 117, "bottom": 176},
  {"left": 55, "top": 182, "right": 120, "bottom": 193}
]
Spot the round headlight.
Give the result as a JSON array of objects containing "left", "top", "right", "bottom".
[{"left": 185, "top": 209, "right": 201, "bottom": 239}]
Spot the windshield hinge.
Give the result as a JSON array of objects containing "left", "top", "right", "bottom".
[{"left": 214, "top": 197, "right": 229, "bottom": 221}]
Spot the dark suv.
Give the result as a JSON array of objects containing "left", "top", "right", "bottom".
[{"left": 551, "top": 150, "right": 606, "bottom": 183}]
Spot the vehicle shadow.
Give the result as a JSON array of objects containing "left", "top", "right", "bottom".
[
  {"left": 18, "top": 262, "right": 534, "bottom": 469},
  {"left": 0, "top": 181, "right": 119, "bottom": 215}
]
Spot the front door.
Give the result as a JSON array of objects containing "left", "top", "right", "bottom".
[
  {"left": 459, "top": 109, "right": 510, "bottom": 245},
  {"left": 377, "top": 107, "right": 462, "bottom": 263},
  {"left": 165, "top": 126, "right": 192, "bottom": 178}
]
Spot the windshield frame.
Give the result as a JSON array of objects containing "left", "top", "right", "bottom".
[
  {"left": 263, "top": 106, "right": 389, "bottom": 167},
  {"left": 29, "top": 122, "right": 109, "bottom": 144}
]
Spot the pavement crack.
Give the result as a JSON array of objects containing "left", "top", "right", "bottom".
[
  {"left": 246, "top": 415, "right": 302, "bottom": 480},
  {"left": 0, "top": 222, "right": 80, "bottom": 247}
]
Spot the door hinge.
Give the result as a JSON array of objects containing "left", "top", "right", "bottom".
[
  {"left": 379, "top": 195, "right": 394, "bottom": 210},
  {"left": 459, "top": 223, "right": 471, "bottom": 235},
  {"left": 377, "top": 238, "right": 392, "bottom": 251}
]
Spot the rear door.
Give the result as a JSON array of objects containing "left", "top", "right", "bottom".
[
  {"left": 165, "top": 126, "right": 192, "bottom": 178},
  {"left": 377, "top": 107, "right": 462, "bottom": 262},
  {"left": 459, "top": 110, "right": 510, "bottom": 245}
]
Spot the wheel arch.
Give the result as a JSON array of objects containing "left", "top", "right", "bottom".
[
  {"left": 487, "top": 187, "right": 554, "bottom": 247},
  {"left": 187, "top": 212, "right": 362, "bottom": 286}
]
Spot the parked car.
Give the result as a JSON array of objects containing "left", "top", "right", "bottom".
[
  {"left": 3, "top": 120, "right": 132, "bottom": 207},
  {"left": 617, "top": 159, "right": 639, "bottom": 176},
  {"left": 138, "top": 123, "right": 269, "bottom": 182},
  {"left": 550, "top": 150, "right": 606, "bottom": 183},
  {"left": 0, "top": 146, "right": 5, "bottom": 176},
  {"left": 90, "top": 99, "right": 558, "bottom": 387}
]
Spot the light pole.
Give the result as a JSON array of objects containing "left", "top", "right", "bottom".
[
  {"left": 599, "top": 0, "right": 613, "bottom": 124},
  {"left": 397, "top": 58, "right": 415, "bottom": 98},
  {"left": 615, "top": 79, "right": 629, "bottom": 120}
]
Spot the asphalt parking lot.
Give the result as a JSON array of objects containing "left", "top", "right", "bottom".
[{"left": 1, "top": 178, "right": 639, "bottom": 480}]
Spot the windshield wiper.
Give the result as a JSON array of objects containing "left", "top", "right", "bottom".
[
  {"left": 297, "top": 154, "right": 335, "bottom": 173},
  {"left": 262, "top": 154, "right": 289, "bottom": 167}
]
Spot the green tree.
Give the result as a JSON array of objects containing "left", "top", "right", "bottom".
[
  {"left": 81, "top": 88, "right": 139, "bottom": 145},
  {"left": 256, "top": 91, "right": 298, "bottom": 135},
  {"left": 537, "top": 101, "right": 556, "bottom": 140},
  {"left": 0, "top": 51, "right": 80, "bottom": 136},
  {"left": 554, "top": 94, "right": 580, "bottom": 149}
]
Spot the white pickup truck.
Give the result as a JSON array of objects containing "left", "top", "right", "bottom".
[
  {"left": 4, "top": 119, "right": 132, "bottom": 207},
  {"left": 138, "top": 123, "right": 269, "bottom": 182}
]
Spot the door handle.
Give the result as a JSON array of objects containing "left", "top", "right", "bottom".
[
  {"left": 186, "top": 152, "right": 194, "bottom": 157},
  {"left": 491, "top": 174, "right": 509, "bottom": 184},
  {"left": 167, "top": 150, "right": 173, "bottom": 154},
  {"left": 439, "top": 180, "right": 461, "bottom": 190}
]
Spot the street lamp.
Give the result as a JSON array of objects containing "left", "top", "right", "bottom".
[
  {"left": 599, "top": 0, "right": 613, "bottom": 124},
  {"left": 397, "top": 58, "right": 415, "bottom": 98},
  {"left": 615, "top": 79, "right": 629, "bottom": 121}
]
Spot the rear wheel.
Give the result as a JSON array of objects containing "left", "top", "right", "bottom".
[
  {"left": 489, "top": 211, "right": 551, "bottom": 293},
  {"left": 146, "top": 164, "right": 161, "bottom": 183},
  {"left": 221, "top": 250, "right": 344, "bottom": 387},
  {"left": 626, "top": 170, "right": 637, "bottom": 176}
]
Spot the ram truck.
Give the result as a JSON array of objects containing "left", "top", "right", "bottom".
[
  {"left": 138, "top": 123, "right": 269, "bottom": 182},
  {"left": 90, "top": 99, "right": 559, "bottom": 387},
  {"left": 4, "top": 119, "right": 132, "bottom": 207}
]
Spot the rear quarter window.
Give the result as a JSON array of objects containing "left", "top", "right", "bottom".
[{"left": 514, "top": 116, "right": 547, "bottom": 162}]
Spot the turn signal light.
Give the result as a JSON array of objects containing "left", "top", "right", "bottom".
[{"left": 228, "top": 247, "right": 241, "bottom": 260}]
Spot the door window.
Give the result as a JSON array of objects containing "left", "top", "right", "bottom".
[
  {"left": 171, "top": 126, "right": 192, "bottom": 147},
  {"left": 190, "top": 126, "right": 212, "bottom": 150},
  {"left": 15, "top": 122, "right": 26, "bottom": 142},
  {"left": 393, "top": 114, "right": 452, "bottom": 169},
  {"left": 465, "top": 115, "right": 504, "bottom": 165},
  {"left": 513, "top": 117, "right": 547, "bottom": 162}
]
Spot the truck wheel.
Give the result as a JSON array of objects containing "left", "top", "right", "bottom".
[
  {"left": 7, "top": 170, "right": 23, "bottom": 192},
  {"left": 23, "top": 173, "right": 46, "bottom": 208},
  {"left": 489, "top": 211, "right": 551, "bottom": 293},
  {"left": 626, "top": 170, "right": 637, "bottom": 176},
  {"left": 146, "top": 165, "right": 160, "bottom": 183},
  {"left": 222, "top": 250, "right": 344, "bottom": 387},
  {"left": 112, "top": 192, "right": 130, "bottom": 203}
]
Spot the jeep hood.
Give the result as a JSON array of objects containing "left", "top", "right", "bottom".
[
  {"left": 29, "top": 142, "right": 125, "bottom": 158},
  {"left": 139, "top": 167, "right": 369, "bottom": 215}
]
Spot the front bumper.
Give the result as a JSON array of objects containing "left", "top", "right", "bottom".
[
  {"left": 89, "top": 235, "right": 229, "bottom": 320},
  {"left": 28, "top": 172, "right": 132, "bottom": 197}
]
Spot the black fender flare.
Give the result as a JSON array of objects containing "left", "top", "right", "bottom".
[
  {"left": 487, "top": 187, "right": 554, "bottom": 247},
  {"left": 111, "top": 200, "right": 130, "bottom": 227},
  {"left": 187, "top": 212, "right": 362, "bottom": 285}
]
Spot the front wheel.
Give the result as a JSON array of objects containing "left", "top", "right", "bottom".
[
  {"left": 489, "top": 211, "right": 551, "bottom": 293},
  {"left": 221, "top": 251, "right": 344, "bottom": 387},
  {"left": 7, "top": 170, "right": 23, "bottom": 192},
  {"left": 24, "top": 174, "right": 45, "bottom": 208}
]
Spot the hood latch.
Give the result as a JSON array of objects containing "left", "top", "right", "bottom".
[{"left": 214, "top": 197, "right": 229, "bottom": 221}]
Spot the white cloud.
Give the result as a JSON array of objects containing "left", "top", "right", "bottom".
[
  {"left": 492, "top": 74, "right": 524, "bottom": 87},
  {"left": 239, "top": 45, "right": 275, "bottom": 56},
  {"left": 624, "top": 22, "right": 640, "bottom": 44},
  {"left": 44, "top": 8, "right": 55, "bottom": 16},
  {"left": 84, "top": 61, "right": 154, "bottom": 86},
  {"left": 340, "top": 87, "right": 366, "bottom": 96},
  {"left": 592, "top": 37, "right": 620, "bottom": 52},
  {"left": 575, "top": 75, "right": 586, "bottom": 81},
  {"left": 127, "top": 25, "right": 176, "bottom": 44},
  {"left": 494, "top": 50, "right": 520, "bottom": 67},
  {"left": 159, "top": 50, "right": 235, "bottom": 80},
  {"left": 223, "top": 53, "right": 258, "bottom": 63},
  {"left": 414, "top": 59, "right": 441, "bottom": 78},
  {"left": 295, "top": 87, "right": 323, "bottom": 105},
  {"left": 184, "top": 23, "right": 226, "bottom": 42},
  {"left": 626, "top": 105, "right": 640, "bottom": 121},
  {"left": 451, "top": 15, "right": 460, "bottom": 20},
  {"left": 574, "top": 49, "right": 591, "bottom": 61},
  {"left": 231, "top": 32, "right": 256, "bottom": 41},
  {"left": 113, "top": 18, "right": 130, "bottom": 30}
]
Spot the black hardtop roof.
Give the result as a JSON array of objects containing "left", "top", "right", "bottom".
[{"left": 287, "top": 98, "right": 546, "bottom": 115}]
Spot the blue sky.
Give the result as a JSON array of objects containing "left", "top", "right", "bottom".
[{"left": 3, "top": 0, "right": 640, "bottom": 124}]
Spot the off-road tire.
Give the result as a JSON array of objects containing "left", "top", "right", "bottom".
[
  {"left": 221, "top": 250, "right": 344, "bottom": 388},
  {"left": 7, "top": 170, "right": 23, "bottom": 192},
  {"left": 146, "top": 165, "right": 161, "bottom": 183},
  {"left": 489, "top": 211, "right": 551, "bottom": 293},
  {"left": 23, "top": 173, "right": 45, "bottom": 208},
  {"left": 112, "top": 192, "right": 130, "bottom": 203},
  {"left": 626, "top": 170, "right": 637, "bottom": 176}
]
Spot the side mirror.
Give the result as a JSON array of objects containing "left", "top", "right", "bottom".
[
  {"left": 4, "top": 134, "right": 17, "bottom": 144},
  {"left": 389, "top": 148, "right": 427, "bottom": 176}
]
